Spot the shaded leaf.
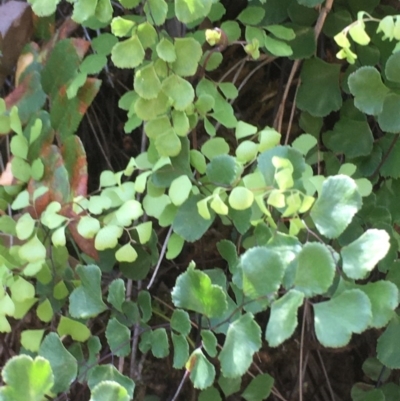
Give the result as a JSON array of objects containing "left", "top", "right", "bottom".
[
  {"left": 240, "top": 246, "right": 285, "bottom": 298},
  {"left": 172, "top": 194, "right": 215, "bottom": 242},
  {"left": 377, "top": 315, "right": 400, "bottom": 369},
  {"left": 219, "top": 313, "right": 261, "bottom": 378},
  {"left": 39, "top": 333, "right": 77, "bottom": 393},
  {"left": 297, "top": 57, "right": 342, "bottom": 117},
  {"left": 314, "top": 289, "right": 371, "bottom": 347},
  {"left": 294, "top": 242, "right": 335, "bottom": 296},
  {"left": 348, "top": 66, "right": 389, "bottom": 115},
  {"left": 266, "top": 290, "right": 304, "bottom": 347},
  {"left": 69, "top": 265, "right": 107, "bottom": 318}
]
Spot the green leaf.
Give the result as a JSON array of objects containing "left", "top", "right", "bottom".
[
  {"left": 294, "top": 242, "right": 335, "bottom": 296},
  {"left": 151, "top": 328, "right": 169, "bottom": 358},
  {"left": 201, "top": 137, "right": 230, "bottom": 159},
  {"left": 171, "top": 309, "right": 191, "bottom": 335},
  {"left": 313, "top": 289, "right": 371, "bottom": 348},
  {"left": 106, "top": 318, "right": 131, "bottom": 357},
  {"left": 107, "top": 279, "right": 125, "bottom": 312},
  {"left": 172, "top": 110, "right": 190, "bottom": 136},
  {"left": 138, "top": 290, "right": 152, "bottom": 322},
  {"left": 258, "top": 145, "right": 305, "bottom": 186},
  {"left": 10, "top": 135, "right": 28, "bottom": 159},
  {"left": 172, "top": 37, "right": 203, "bottom": 76},
  {"left": 144, "top": 0, "right": 168, "bottom": 25},
  {"left": 206, "top": 155, "right": 238, "bottom": 186},
  {"left": 218, "top": 376, "right": 241, "bottom": 397},
  {"left": 377, "top": 315, "right": 400, "bottom": 369},
  {"left": 228, "top": 187, "right": 254, "bottom": 210},
  {"left": 161, "top": 74, "right": 195, "bottom": 111},
  {"left": 264, "top": 35, "right": 293, "bottom": 57},
  {"left": 80, "top": 54, "right": 108, "bottom": 74},
  {"left": 175, "top": 0, "right": 212, "bottom": 24},
  {"left": 385, "top": 52, "right": 400, "bottom": 83},
  {"left": 199, "top": 387, "right": 222, "bottom": 401},
  {"left": 87, "top": 365, "right": 135, "bottom": 399},
  {"left": 266, "top": 290, "right": 304, "bottom": 347},
  {"left": 378, "top": 93, "right": 400, "bottom": 133},
  {"left": 201, "top": 330, "right": 218, "bottom": 357},
  {"left": 237, "top": 6, "right": 265, "bottom": 25},
  {"left": 21, "top": 330, "right": 45, "bottom": 353},
  {"left": 172, "top": 333, "right": 189, "bottom": 369},
  {"left": 0, "top": 355, "right": 53, "bottom": 401},
  {"left": 310, "top": 175, "right": 362, "bottom": 239},
  {"left": 360, "top": 281, "right": 398, "bottom": 329},
  {"left": 219, "top": 313, "right": 261, "bottom": 378},
  {"left": 134, "top": 64, "right": 162, "bottom": 100},
  {"left": 39, "top": 333, "right": 77, "bottom": 393},
  {"left": 166, "top": 232, "right": 184, "bottom": 259},
  {"left": 173, "top": 194, "right": 215, "bottom": 241},
  {"left": 11, "top": 157, "right": 31, "bottom": 182},
  {"left": 111, "top": 35, "right": 145, "bottom": 68},
  {"left": 188, "top": 348, "right": 215, "bottom": 389},
  {"left": 90, "top": 381, "right": 129, "bottom": 401},
  {"left": 157, "top": 37, "right": 176, "bottom": 62},
  {"left": 219, "top": 82, "right": 238, "bottom": 100},
  {"left": 57, "top": 316, "right": 91, "bottom": 342},
  {"left": 71, "top": 0, "right": 98, "bottom": 22},
  {"left": 341, "top": 229, "right": 390, "bottom": 279},
  {"left": 242, "top": 373, "right": 274, "bottom": 401},
  {"left": 348, "top": 66, "right": 389, "bottom": 115},
  {"left": 111, "top": 17, "right": 135, "bottom": 37},
  {"left": 240, "top": 246, "right": 285, "bottom": 298},
  {"left": 266, "top": 25, "right": 295, "bottom": 40},
  {"left": 16, "top": 213, "right": 35, "bottom": 241},
  {"left": 115, "top": 244, "right": 138, "bottom": 263},
  {"left": 171, "top": 263, "right": 227, "bottom": 318},
  {"left": 297, "top": 0, "right": 324, "bottom": 6},
  {"left": 236, "top": 141, "right": 259, "bottom": 163},
  {"left": 69, "top": 265, "right": 108, "bottom": 318},
  {"left": 297, "top": 57, "right": 342, "bottom": 117},
  {"left": 18, "top": 236, "right": 46, "bottom": 263},
  {"left": 95, "top": 225, "right": 124, "bottom": 250},
  {"left": 77, "top": 215, "right": 101, "bottom": 239},
  {"left": 323, "top": 117, "right": 373, "bottom": 159},
  {"left": 91, "top": 33, "right": 118, "bottom": 55}
]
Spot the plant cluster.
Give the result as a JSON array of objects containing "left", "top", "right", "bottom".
[{"left": 1, "top": 0, "right": 400, "bottom": 400}]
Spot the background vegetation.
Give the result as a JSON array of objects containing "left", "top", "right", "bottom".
[{"left": 1, "top": 0, "right": 400, "bottom": 400}]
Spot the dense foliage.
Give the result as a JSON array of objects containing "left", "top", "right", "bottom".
[{"left": 1, "top": 0, "right": 400, "bottom": 400}]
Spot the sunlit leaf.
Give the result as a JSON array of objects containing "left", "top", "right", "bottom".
[
  {"left": 314, "top": 289, "right": 371, "bottom": 348},
  {"left": 0, "top": 355, "right": 53, "bottom": 401},
  {"left": 341, "top": 229, "right": 390, "bottom": 279},
  {"left": 310, "top": 175, "right": 362, "bottom": 239},
  {"left": 171, "top": 263, "right": 227, "bottom": 318}
]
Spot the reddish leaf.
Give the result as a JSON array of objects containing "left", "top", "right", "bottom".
[
  {"left": 70, "top": 38, "right": 91, "bottom": 60},
  {"left": 51, "top": 78, "right": 101, "bottom": 140},
  {"left": 63, "top": 208, "right": 99, "bottom": 260},
  {"left": 41, "top": 39, "right": 88, "bottom": 98},
  {"left": 5, "top": 71, "right": 46, "bottom": 123},
  {"left": 0, "top": 1, "right": 33, "bottom": 86},
  {"left": 61, "top": 136, "right": 88, "bottom": 198},
  {"left": 27, "top": 144, "right": 70, "bottom": 217}
]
